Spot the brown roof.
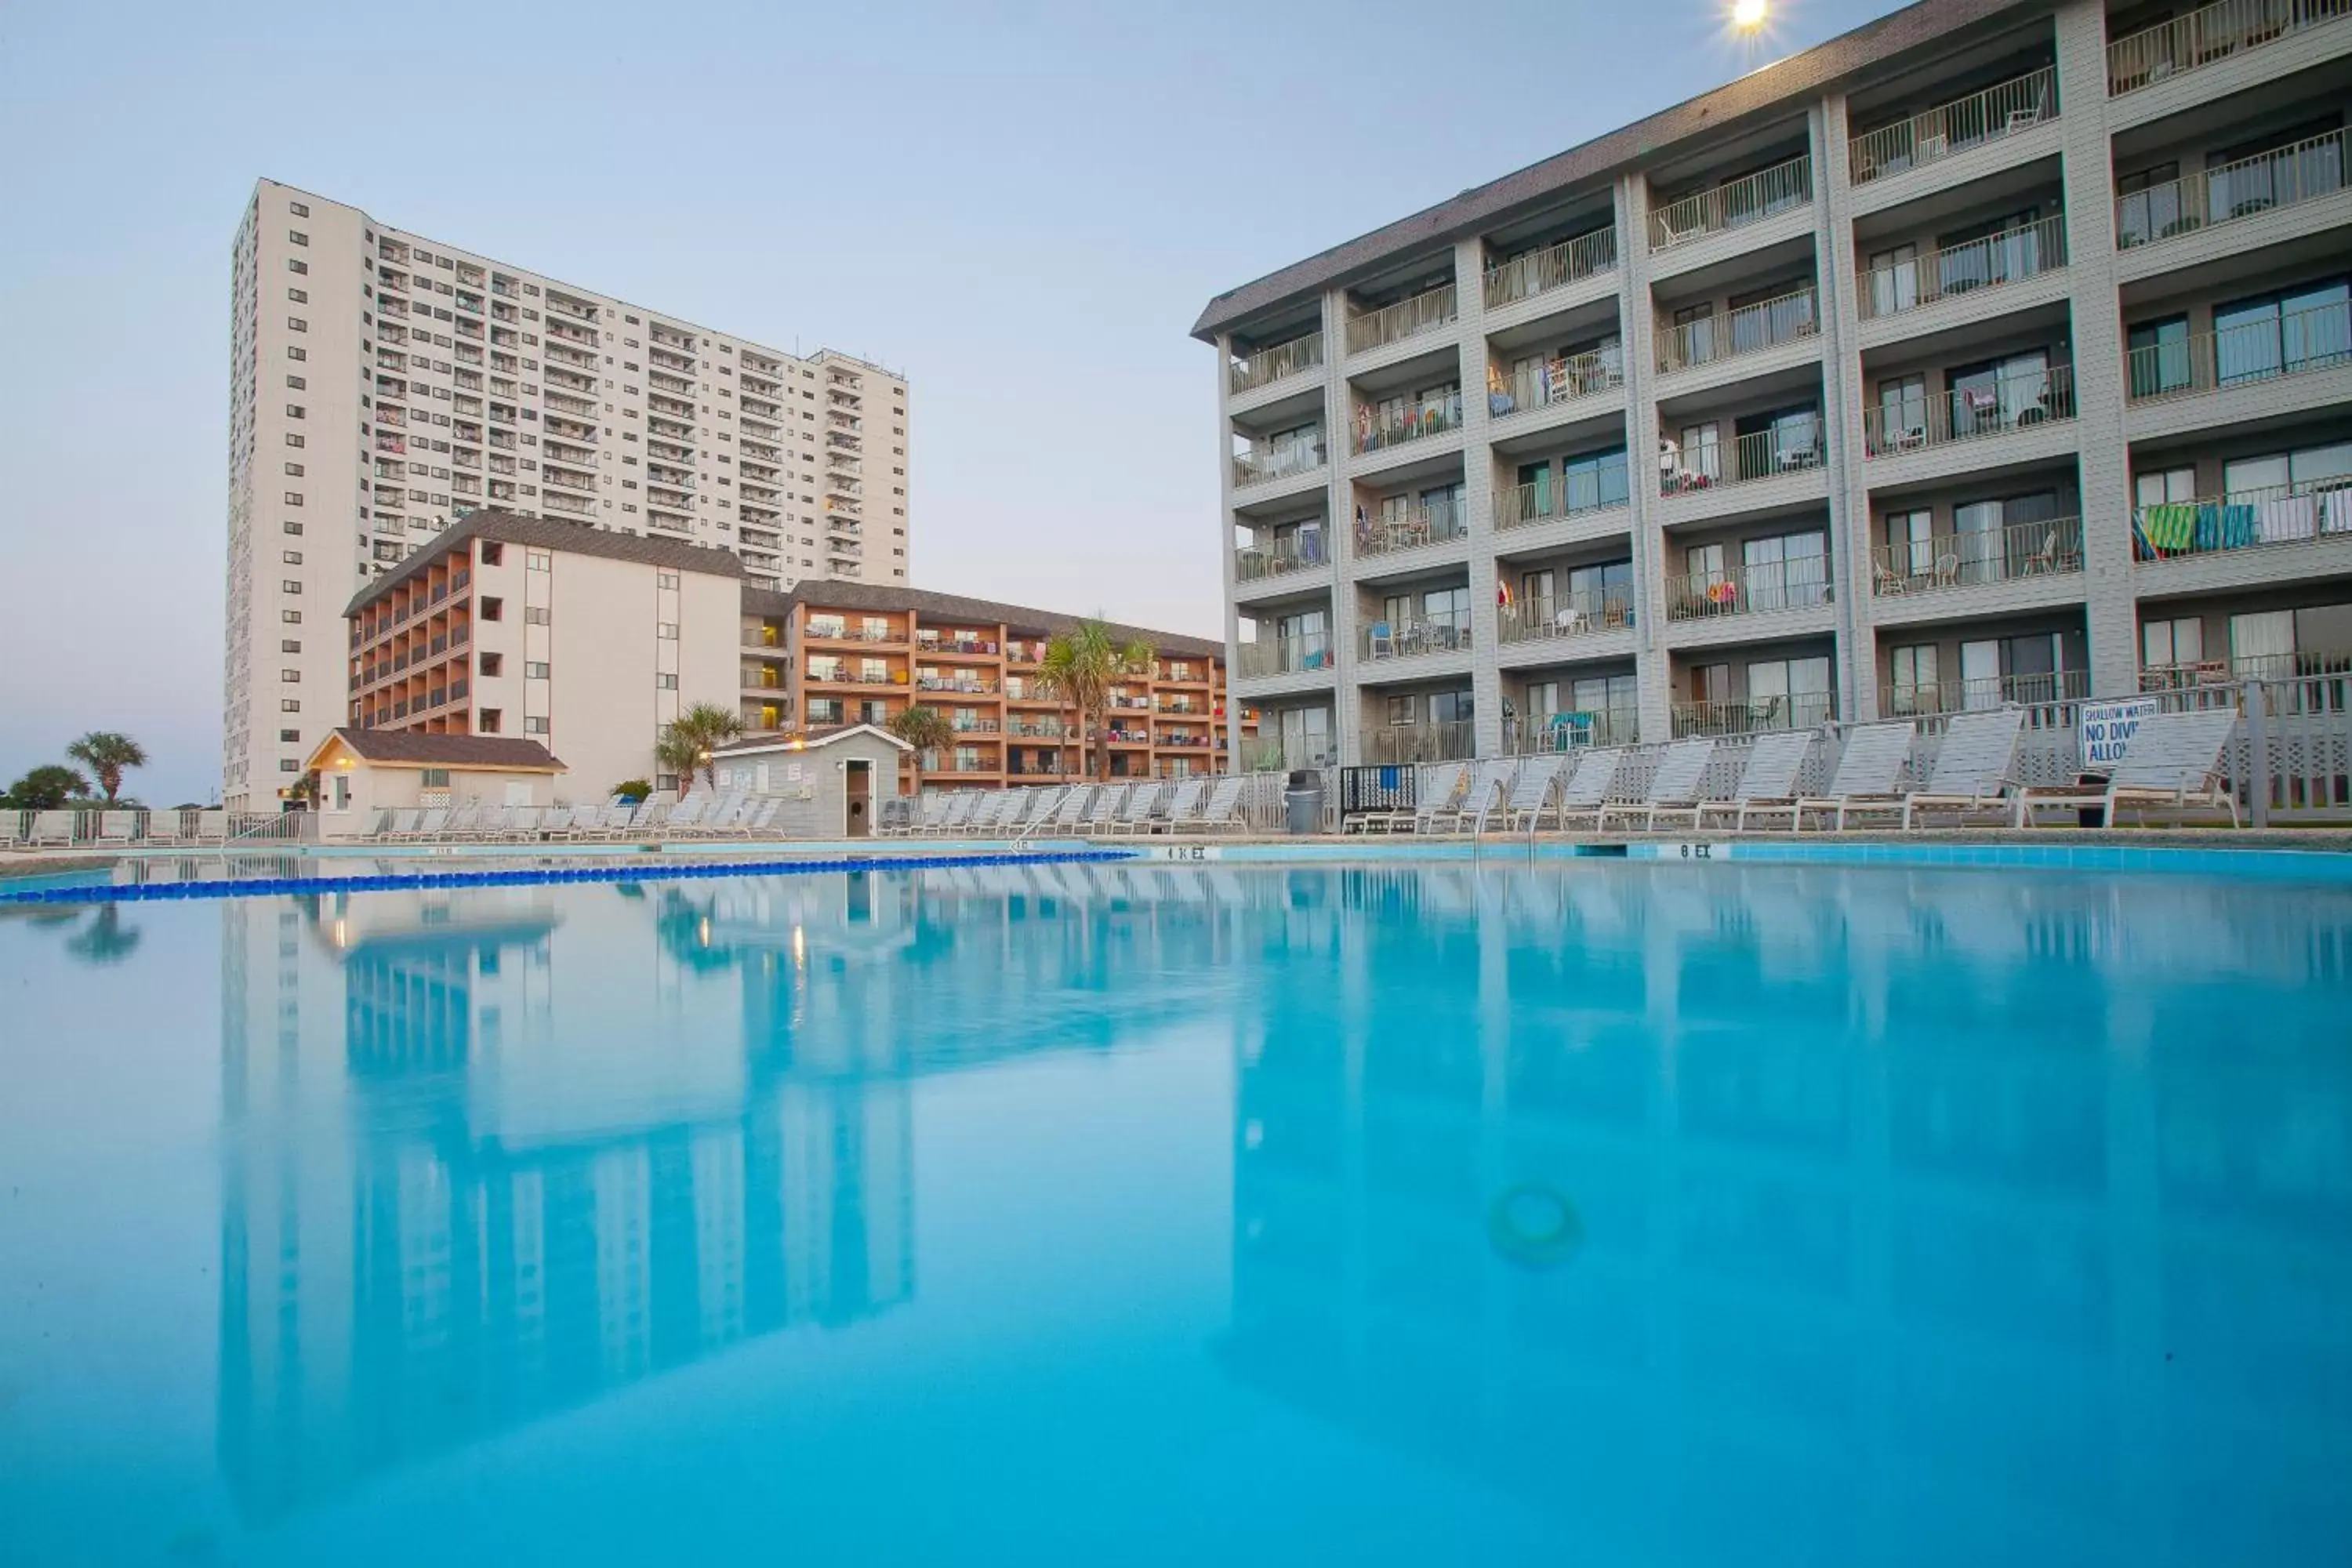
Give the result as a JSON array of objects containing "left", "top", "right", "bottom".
[
  {"left": 321, "top": 728, "right": 567, "bottom": 771},
  {"left": 743, "top": 581, "right": 1225, "bottom": 659},
  {"left": 345, "top": 508, "right": 747, "bottom": 615},
  {"left": 712, "top": 723, "right": 913, "bottom": 757},
  {"left": 1192, "top": 0, "right": 2035, "bottom": 339}
]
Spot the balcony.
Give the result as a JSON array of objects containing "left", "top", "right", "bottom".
[
  {"left": 1884, "top": 669, "right": 2089, "bottom": 717},
  {"left": 1671, "top": 691, "right": 1834, "bottom": 737},
  {"left": 1499, "top": 589, "right": 1636, "bottom": 645},
  {"left": 1495, "top": 454, "right": 1632, "bottom": 530},
  {"left": 1857, "top": 216, "right": 2068, "bottom": 321},
  {"left": 1363, "top": 721, "right": 1473, "bottom": 765},
  {"left": 1237, "top": 637, "right": 1334, "bottom": 678},
  {"left": 2116, "top": 129, "right": 2348, "bottom": 250},
  {"left": 1234, "top": 530, "right": 1330, "bottom": 583},
  {"left": 1848, "top": 66, "right": 2057, "bottom": 187},
  {"left": 1354, "top": 498, "right": 1468, "bottom": 561},
  {"left": 2107, "top": 0, "right": 2352, "bottom": 96},
  {"left": 1483, "top": 227, "right": 1618, "bottom": 310},
  {"left": 1361, "top": 613, "right": 1473, "bottom": 662},
  {"left": 2132, "top": 481, "right": 2352, "bottom": 562},
  {"left": 916, "top": 675, "right": 1000, "bottom": 695},
  {"left": 2142, "top": 646, "right": 2352, "bottom": 688},
  {"left": 1874, "top": 515, "right": 2085, "bottom": 597},
  {"left": 1661, "top": 423, "right": 1824, "bottom": 496},
  {"left": 1863, "top": 364, "right": 2075, "bottom": 456},
  {"left": 1229, "top": 331, "right": 1325, "bottom": 395},
  {"left": 1232, "top": 434, "right": 1325, "bottom": 489},
  {"left": 1486, "top": 347, "right": 1624, "bottom": 418},
  {"left": 1350, "top": 387, "right": 1462, "bottom": 456},
  {"left": 1655, "top": 286, "right": 1817, "bottom": 376},
  {"left": 1344, "top": 283, "right": 1457, "bottom": 356},
  {"left": 2124, "top": 297, "right": 2350, "bottom": 405},
  {"left": 1648, "top": 155, "right": 1812, "bottom": 253},
  {"left": 1664, "top": 557, "right": 1832, "bottom": 623}
]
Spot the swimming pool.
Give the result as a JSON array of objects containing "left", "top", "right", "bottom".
[{"left": 2, "top": 860, "right": 2347, "bottom": 1565}]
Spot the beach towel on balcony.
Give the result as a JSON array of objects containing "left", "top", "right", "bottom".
[
  {"left": 2138, "top": 503, "right": 2196, "bottom": 554},
  {"left": 2217, "top": 503, "right": 2258, "bottom": 549},
  {"left": 2252, "top": 492, "right": 2317, "bottom": 543}
]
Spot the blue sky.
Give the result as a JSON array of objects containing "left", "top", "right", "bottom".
[{"left": 0, "top": 0, "right": 1889, "bottom": 803}]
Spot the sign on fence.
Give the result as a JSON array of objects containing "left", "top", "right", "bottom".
[{"left": 2079, "top": 697, "right": 2159, "bottom": 771}]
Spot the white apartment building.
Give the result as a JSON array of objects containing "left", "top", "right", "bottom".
[
  {"left": 224, "top": 179, "right": 912, "bottom": 808},
  {"left": 1202, "top": 0, "right": 2352, "bottom": 769}
]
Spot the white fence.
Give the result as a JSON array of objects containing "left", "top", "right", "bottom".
[{"left": 2, "top": 809, "right": 318, "bottom": 851}]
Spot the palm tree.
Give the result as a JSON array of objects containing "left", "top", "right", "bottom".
[
  {"left": 889, "top": 703, "right": 953, "bottom": 797},
  {"left": 66, "top": 732, "right": 147, "bottom": 805},
  {"left": 3, "top": 765, "right": 89, "bottom": 811},
  {"left": 1036, "top": 619, "right": 1154, "bottom": 783},
  {"left": 655, "top": 703, "right": 742, "bottom": 793},
  {"left": 66, "top": 906, "right": 142, "bottom": 965}
]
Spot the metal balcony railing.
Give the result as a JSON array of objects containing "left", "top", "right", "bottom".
[
  {"left": 1508, "top": 708, "right": 1640, "bottom": 753},
  {"left": 1344, "top": 283, "right": 1457, "bottom": 355},
  {"left": 1234, "top": 531, "right": 1330, "bottom": 583},
  {"left": 1351, "top": 389, "right": 1462, "bottom": 456},
  {"left": 1664, "top": 556, "right": 1831, "bottom": 622},
  {"left": 1498, "top": 590, "right": 1635, "bottom": 643},
  {"left": 1873, "top": 515, "right": 2084, "bottom": 595},
  {"left": 2125, "top": 299, "right": 2351, "bottom": 404},
  {"left": 1655, "top": 286, "right": 1817, "bottom": 374},
  {"left": 1849, "top": 66, "right": 2057, "bottom": 185},
  {"left": 2107, "top": 0, "right": 2352, "bottom": 94},
  {"left": 1857, "top": 215, "right": 2067, "bottom": 320},
  {"left": 1671, "top": 692, "right": 1835, "bottom": 737},
  {"left": 1494, "top": 455, "right": 1632, "bottom": 529},
  {"left": 1863, "top": 364, "right": 2075, "bottom": 455},
  {"left": 1229, "top": 331, "right": 1325, "bottom": 394},
  {"left": 1483, "top": 227, "right": 1618, "bottom": 309},
  {"left": 1232, "top": 435, "right": 1324, "bottom": 488},
  {"left": 1363, "top": 720, "right": 1474, "bottom": 765},
  {"left": 1883, "top": 670, "right": 2089, "bottom": 717},
  {"left": 1486, "top": 347, "right": 1624, "bottom": 417},
  {"left": 1236, "top": 636, "right": 1334, "bottom": 678},
  {"left": 1354, "top": 499, "right": 1468, "bottom": 559},
  {"left": 2132, "top": 480, "right": 2352, "bottom": 561},
  {"left": 2117, "top": 129, "right": 2348, "bottom": 249},
  {"left": 1660, "top": 422, "right": 1824, "bottom": 495},
  {"left": 1648, "top": 155, "right": 1812, "bottom": 252},
  {"left": 1361, "top": 614, "right": 1473, "bottom": 660}
]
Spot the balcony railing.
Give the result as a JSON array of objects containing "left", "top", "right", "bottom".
[
  {"left": 1363, "top": 721, "right": 1474, "bottom": 765},
  {"left": 1499, "top": 590, "right": 1635, "bottom": 643},
  {"left": 1486, "top": 347, "right": 1624, "bottom": 417},
  {"left": 1508, "top": 708, "right": 1640, "bottom": 754},
  {"left": 1495, "top": 456, "right": 1632, "bottom": 529},
  {"left": 2132, "top": 480, "right": 2352, "bottom": 562},
  {"left": 2117, "top": 129, "right": 2347, "bottom": 249},
  {"left": 1232, "top": 436, "right": 1325, "bottom": 488},
  {"left": 1229, "top": 331, "right": 1326, "bottom": 394},
  {"left": 2125, "top": 299, "right": 2350, "bottom": 405},
  {"left": 2107, "top": 0, "right": 2352, "bottom": 95},
  {"left": 1849, "top": 66, "right": 2056, "bottom": 186},
  {"left": 1671, "top": 692, "right": 1835, "bottom": 737},
  {"left": 1483, "top": 227, "right": 1619, "bottom": 310},
  {"left": 1655, "top": 287, "right": 1817, "bottom": 375},
  {"left": 1344, "top": 283, "right": 1457, "bottom": 355},
  {"left": 1234, "top": 531, "right": 1331, "bottom": 583},
  {"left": 1362, "top": 614, "right": 1473, "bottom": 660},
  {"left": 916, "top": 676, "right": 1000, "bottom": 694},
  {"left": 1857, "top": 215, "right": 2067, "bottom": 319},
  {"left": 1884, "top": 670, "right": 2089, "bottom": 717},
  {"left": 1237, "top": 636, "right": 1334, "bottom": 678},
  {"left": 1649, "top": 155, "right": 1812, "bottom": 252},
  {"left": 1873, "top": 515, "right": 2084, "bottom": 596},
  {"left": 1354, "top": 499, "right": 1468, "bottom": 559},
  {"left": 1664, "top": 557, "right": 1832, "bottom": 622},
  {"left": 1660, "top": 423, "right": 1824, "bottom": 495},
  {"left": 1863, "top": 363, "right": 2075, "bottom": 456},
  {"left": 1351, "top": 389, "right": 1462, "bottom": 456},
  {"left": 2141, "top": 648, "right": 2352, "bottom": 689}
]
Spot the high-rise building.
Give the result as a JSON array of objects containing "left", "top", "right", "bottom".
[
  {"left": 224, "top": 179, "right": 911, "bottom": 808},
  {"left": 1199, "top": 0, "right": 2352, "bottom": 769}
]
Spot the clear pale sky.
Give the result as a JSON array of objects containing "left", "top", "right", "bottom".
[{"left": 0, "top": 0, "right": 1889, "bottom": 804}]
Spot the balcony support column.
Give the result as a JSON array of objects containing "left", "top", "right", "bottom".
[
  {"left": 1455, "top": 234, "right": 1507, "bottom": 762},
  {"left": 1615, "top": 172, "right": 1677, "bottom": 744},
  {"left": 1817, "top": 89, "right": 1879, "bottom": 724}
]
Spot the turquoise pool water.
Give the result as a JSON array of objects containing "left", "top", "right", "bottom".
[{"left": 2, "top": 861, "right": 2347, "bottom": 1565}]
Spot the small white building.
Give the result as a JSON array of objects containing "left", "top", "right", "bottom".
[
  {"left": 710, "top": 724, "right": 912, "bottom": 839},
  {"left": 305, "top": 728, "right": 567, "bottom": 839}
]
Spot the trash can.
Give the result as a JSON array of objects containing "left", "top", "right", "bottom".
[{"left": 1284, "top": 768, "right": 1323, "bottom": 836}]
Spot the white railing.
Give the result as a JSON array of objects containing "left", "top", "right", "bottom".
[
  {"left": 1649, "top": 155, "right": 1813, "bottom": 251},
  {"left": 1351, "top": 389, "right": 1463, "bottom": 455},
  {"left": 1344, "top": 283, "right": 1458, "bottom": 354},
  {"left": 1506, "top": 709, "right": 1641, "bottom": 754},
  {"left": 1236, "top": 636, "right": 1334, "bottom": 678},
  {"left": 1229, "top": 330, "right": 1325, "bottom": 394},
  {"left": 2107, "top": 0, "right": 2352, "bottom": 94},
  {"left": 1486, "top": 347, "right": 1624, "bottom": 416},
  {"left": 1362, "top": 615, "right": 1473, "bottom": 660},
  {"left": 1663, "top": 554, "right": 1832, "bottom": 622},
  {"left": 2131, "top": 480, "right": 2352, "bottom": 561},
  {"left": 1874, "top": 515, "right": 2085, "bottom": 594},
  {"left": 1660, "top": 422, "right": 1824, "bottom": 495},
  {"left": 1495, "top": 456, "right": 1632, "bottom": 529},
  {"left": 1483, "top": 227, "right": 1619, "bottom": 308},
  {"left": 1857, "top": 215, "right": 2067, "bottom": 319},
  {"left": 1863, "top": 363, "right": 2075, "bottom": 456},
  {"left": 1655, "top": 287, "right": 1817, "bottom": 374},
  {"left": 1363, "top": 721, "right": 1475, "bottom": 766},
  {"left": 1499, "top": 590, "right": 1635, "bottom": 643},
  {"left": 1671, "top": 692, "right": 1835, "bottom": 737},
  {"left": 1849, "top": 66, "right": 2057, "bottom": 184},
  {"left": 1883, "top": 670, "right": 2089, "bottom": 718},
  {"left": 1354, "top": 500, "right": 1468, "bottom": 559},
  {"left": 2117, "top": 129, "right": 2348, "bottom": 249},
  {"left": 1232, "top": 434, "right": 1325, "bottom": 488},
  {"left": 2124, "top": 299, "right": 2351, "bottom": 404},
  {"left": 1234, "top": 530, "right": 1331, "bottom": 582}
]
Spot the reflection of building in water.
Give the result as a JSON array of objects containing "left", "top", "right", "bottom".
[
  {"left": 1220, "top": 866, "right": 2352, "bottom": 1565},
  {"left": 216, "top": 882, "right": 914, "bottom": 1524}
]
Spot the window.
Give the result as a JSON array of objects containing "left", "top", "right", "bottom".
[
  {"left": 657, "top": 622, "right": 678, "bottom": 638},
  {"left": 524, "top": 661, "right": 550, "bottom": 679},
  {"left": 283, "top": 521, "right": 303, "bottom": 535},
  {"left": 480, "top": 596, "right": 503, "bottom": 620},
  {"left": 287, "top": 287, "right": 307, "bottom": 304},
  {"left": 1875, "top": 375, "right": 1926, "bottom": 447},
  {"left": 279, "top": 760, "right": 300, "bottom": 773},
  {"left": 2126, "top": 314, "right": 2192, "bottom": 399},
  {"left": 285, "top": 403, "right": 304, "bottom": 419},
  {"left": 524, "top": 717, "right": 550, "bottom": 735},
  {"left": 285, "top": 375, "right": 305, "bottom": 390},
  {"left": 288, "top": 258, "right": 307, "bottom": 274},
  {"left": 1867, "top": 242, "right": 1919, "bottom": 316},
  {"left": 281, "top": 579, "right": 301, "bottom": 593},
  {"left": 286, "top": 347, "right": 305, "bottom": 361},
  {"left": 657, "top": 570, "right": 679, "bottom": 588},
  {"left": 655, "top": 673, "right": 678, "bottom": 689},
  {"left": 2213, "top": 281, "right": 2352, "bottom": 387},
  {"left": 287, "top": 316, "right": 307, "bottom": 333},
  {"left": 281, "top": 699, "right": 300, "bottom": 713},
  {"left": 281, "top": 609, "right": 301, "bottom": 624},
  {"left": 1385, "top": 693, "right": 1417, "bottom": 726},
  {"left": 284, "top": 433, "right": 304, "bottom": 449},
  {"left": 477, "top": 710, "right": 501, "bottom": 734},
  {"left": 278, "top": 728, "right": 300, "bottom": 743},
  {"left": 289, "top": 230, "right": 307, "bottom": 245},
  {"left": 1748, "top": 655, "right": 1834, "bottom": 724},
  {"left": 526, "top": 548, "right": 551, "bottom": 571},
  {"left": 1741, "top": 531, "right": 1829, "bottom": 610},
  {"left": 2143, "top": 616, "right": 2205, "bottom": 673},
  {"left": 422, "top": 768, "right": 451, "bottom": 787},
  {"left": 479, "top": 541, "right": 503, "bottom": 565},
  {"left": 281, "top": 549, "right": 303, "bottom": 564},
  {"left": 1884, "top": 507, "right": 1933, "bottom": 578},
  {"left": 281, "top": 668, "right": 300, "bottom": 683},
  {"left": 524, "top": 605, "right": 551, "bottom": 625},
  {"left": 283, "top": 461, "right": 304, "bottom": 477},
  {"left": 1888, "top": 644, "right": 1940, "bottom": 713},
  {"left": 280, "top": 637, "right": 300, "bottom": 652}
]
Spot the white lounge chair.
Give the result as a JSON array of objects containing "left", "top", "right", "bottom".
[
  {"left": 745, "top": 798, "right": 784, "bottom": 836},
  {"left": 1499, "top": 754, "right": 1569, "bottom": 832},
  {"left": 1146, "top": 778, "right": 1207, "bottom": 833},
  {"left": 1029, "top": 785, "right": 1093, "bottom": 838},
  {"left": 1082, "top": 783, "right": 1131, "bottom": 833},
  {"left": 194, "top": 809, "right": 228, "bottom": 845},
  {"left": 1603, "top": 738, "right": 1716, "bottom": 832},
  {"left": 2013, "top": 708, "right": 2241, "bottom": 828},
  {"left": 1789, "top": 722, "right": 1916, "bottom": 830},
  {"left": 96, "top": 811, "right": 142, "bottom": 848},
  {"left": 1902, "top": 708, "right": 2024, "bottom": 829},
  {"left": 1547, "top": 749, "right": 1628, "bottom": 833},
  {"left": 1434, "top": 759, "right": 1515, "bottom": 833},
  {"left": 923, "top": 793, "right": 978, "bottom": 837},
  {"left": 1690, "top": 729, "right": 1819, "bottom": 832},
  {"left": 1105, "top": 782, "right": 1166, "bottom": 834},
  {"left": 1355, "top": 760, "right": 1463, "bottom": 834},
  {"left": 29, "top": 811, "right": 78, "bottom": 848},
  {"left": 662, "top": 795, "right": 709, "bottom": 837},
  {"left": 1175, "top": 775, "right": 1249, "bottom": 833},
  {"left": 412, "top": 807, "right": 451, "bottom": 841}
]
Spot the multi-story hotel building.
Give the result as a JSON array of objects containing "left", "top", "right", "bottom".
[
  {"left": 1201, "top": 0, "right": 2352, "bottom": 768},
  {"left": 225, "top": 179, "right": 910, "bottom": 808},
  {"left": 740, "top": 583, "right": 1254, "bottom": 784},
  {"left": 344, "top": 510, "right": 746, "bottom": 797}
]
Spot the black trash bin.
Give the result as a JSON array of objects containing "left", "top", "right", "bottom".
[{"left": 1284, "top": 768, "right": 1323, "bottom": 836}]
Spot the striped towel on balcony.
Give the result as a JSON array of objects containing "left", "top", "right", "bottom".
[{"left": 2138, "top": 503, "right": 2196, "bottom": 554}]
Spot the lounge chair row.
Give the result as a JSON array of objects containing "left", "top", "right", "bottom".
[
  {"left": 4, "top": 809, "right": 233, "bottom": 851},
  {"left": 878, "top": 778, "right": 1252, "bottom": 838},
  {"left": 359, "top": 789, "right": 787, "bottom": 844}
]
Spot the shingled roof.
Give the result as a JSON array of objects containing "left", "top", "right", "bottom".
[
  {"left": 742, "top": 581, "right": 1225, "bottom": 659},
  {"left": 346, "top": 508, "right": 746, "bottom": 615},
  {"left": 314, "top": 728, "right": 567, "bottom": 771}
]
